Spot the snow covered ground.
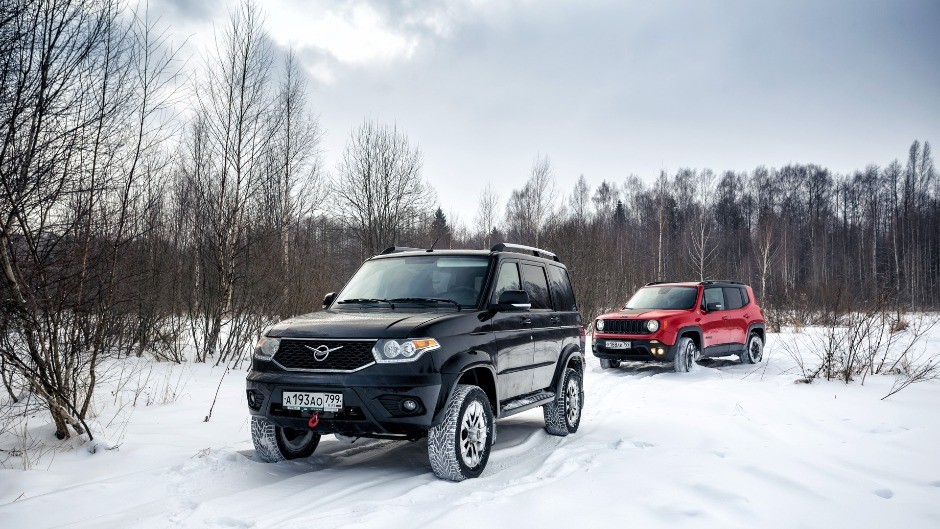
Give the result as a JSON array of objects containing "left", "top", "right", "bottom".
[{"left": 2, "top": 328, "right": 939, "bottom": 528}]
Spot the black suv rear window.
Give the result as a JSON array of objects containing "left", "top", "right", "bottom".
[
  {"left": 547, "top": 266, "right": 577, "bottom": 311},
  {"left": 520, "top": 264, "right": 551, "bottom": 310}
]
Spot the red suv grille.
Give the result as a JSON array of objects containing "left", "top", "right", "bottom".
[{"left": 602, "top": 319, "right": 652, "bottom": 335}]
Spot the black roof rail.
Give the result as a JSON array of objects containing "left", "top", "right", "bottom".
[
  {"left": 380, "top": 246, "right": 424, "bottom": 255},
  {"left": 490, "top": 243, "right": 560, "bottom": 262},
  {"left": 645, "top": 281, "right": 670, "bottom": 286},
  {"left": 699, "top": 279, "right": 744, "bottom": 285}
]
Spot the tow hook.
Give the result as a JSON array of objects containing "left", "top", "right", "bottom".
[{"left": 308, "top": 412, "right": 319, "bottom": 428}]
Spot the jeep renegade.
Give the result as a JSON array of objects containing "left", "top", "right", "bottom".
[{"left": 593, "top": 281, "right": 765, "bottom": 372}]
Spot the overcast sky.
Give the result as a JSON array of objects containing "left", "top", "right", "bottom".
[{"left": 150, "top": 0, "right": 940, "bottom": 225}]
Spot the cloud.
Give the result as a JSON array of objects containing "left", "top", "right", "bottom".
[
  {"left": 262, "top": 0, "right": 426, "bottom": 83},
  {"left": 262, "top": 0, "right": 523, "bottom": 84},
  {"left": 140, "top": 0, "right": 226, "bottom": 24}
]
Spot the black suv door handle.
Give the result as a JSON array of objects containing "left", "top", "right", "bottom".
[
  {"left": 521, "top": 318, "right": 532, "bottom": 326},
  {"left": 550, "top": 316, "right": 560, "bottom": 324}
]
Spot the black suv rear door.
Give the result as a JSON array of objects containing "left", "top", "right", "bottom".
[
  {"left": 536, "top": 265, "right": 580, "bottom": 390},
  {"left": 490, "top": 261, "right": 536, "bottom": 398},
  {"left": 520, "top": 263, "right": 557, "bottom": 391}
]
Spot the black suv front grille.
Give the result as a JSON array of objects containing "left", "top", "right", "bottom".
[
  {"left": 273, "top": 339, "right": 376, "bottom": 371},
  {"left": 602, "top": 319, "right": 651, "bottom": 335}
]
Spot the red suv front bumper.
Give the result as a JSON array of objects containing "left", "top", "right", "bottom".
[{"left": 592, "top": 331, "right": 679, "bottom": 362}]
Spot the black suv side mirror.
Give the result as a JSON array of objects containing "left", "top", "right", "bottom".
[
  {"left": 705, "top": 302, "right": 723, "bottom": 312},
  {"left": 494, "top": 290, "right": 531, "bottom": 311},
  {"left": 322, "top": 292, "right": 336, "bottom": 309}
]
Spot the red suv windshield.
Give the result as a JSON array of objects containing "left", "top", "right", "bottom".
[{"left": 624, "top": 286, "right": 698, "bottom": 310}]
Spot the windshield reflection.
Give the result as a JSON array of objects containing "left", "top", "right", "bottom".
[{"left": 336, "top": 256, "right": 489, "bottom": 309}]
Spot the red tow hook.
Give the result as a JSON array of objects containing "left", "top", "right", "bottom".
[{"left": 308, "top": 412, "right": 319, "bottom": 429}]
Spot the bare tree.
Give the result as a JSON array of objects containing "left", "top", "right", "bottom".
[
  {"left": 0, "top": 0, "right": 178, "bottom": 439},
  {"left": 475, "top": 182, "right": 500, "bottom": 248},
  {"left": 592, "top": 180, "right": 619, "bottom": 220},
  {"left": 687, "top": 169, "right": 717, "bottom": 280},
  {"left": 184, "top": 0, "right": 275, "bottom": 362},
  {"left": 505, "top": 155, "right": 558, "bottom": 246},
  {"left": 654, "top": 171, "right": 670, "bottom": 280},
  {"left": 256, "top": 49, "right": 326, "bottom": 315},
  {"left": 569, "top": 174, "right": 590, "bottom": 224},
  {"left": 333, "top": 119, "right": 429, "bottom": 257}
]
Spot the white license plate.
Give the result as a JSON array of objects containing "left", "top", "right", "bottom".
[
  {"left": 282, "top": 391, "right": 343, "bottom": 412},
  {"left": 606, "top": 340, "right": 631, "bottom": 349}
]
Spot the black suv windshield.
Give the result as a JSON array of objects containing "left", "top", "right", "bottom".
[
  {"left": 625, "top": 286, "right": 698, "bottom": 310},
  {"left": 336, "top": 256, "right": 489, "bottom": 308}
]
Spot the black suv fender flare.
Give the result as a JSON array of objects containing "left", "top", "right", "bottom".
[
  {"left": 550, "top": 345, "right": 584, "bottom": 396},
  {"left": 434, "top": 354, "right": 498, "bottom": 426}
]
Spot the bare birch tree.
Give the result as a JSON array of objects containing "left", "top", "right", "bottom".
[
  {"left": 185, "top": 0, "right": 275, "bottom": 362},
  {"left": 505, "top": 155, "right": 558, "bottom": 246},
  {"left": 334, "top": 119, "right": 429, "bottom": 257},
  {"left": 475, "top": 182, "right": 500, "bottom": 248},
  {"left": 687, "top": 169, "right": 717, "bottom": 280}
]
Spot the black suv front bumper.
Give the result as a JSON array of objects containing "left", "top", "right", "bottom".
[
  {"left": 246, "top": 367, "right": 443, "bottom": 438},
  {"left": 592, "top": 337, "right": 678, "bottom": 362}
]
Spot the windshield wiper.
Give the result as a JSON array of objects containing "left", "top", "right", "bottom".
[
  {"left": 336, "top": 298, "right": 395, "bottom": 308},
  {"left": 389, "top": 297, "right": 462, "bottom": 310}
]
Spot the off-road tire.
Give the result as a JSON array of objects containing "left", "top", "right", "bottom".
[
  {"left": 427, "top": 384, "right": 493, "bottom": 481},
  {"left": 543, "top": 367, "right": 583, "bottom": 436},
  {"left": 251, "top": 416, "right": 320, "bottom": 462},
  {"left": 599, "top": 358, "right": 620, "bottom": 369},
  {"left": 740, "top": 333, "right": 763, "bottom": 364},
  {"left": 673, "top": 336, "right": 698, "bottom": 373}
]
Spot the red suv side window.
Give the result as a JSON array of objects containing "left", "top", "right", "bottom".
[{"left": 723, "top": 287, "right": 745, "bottom": 310}]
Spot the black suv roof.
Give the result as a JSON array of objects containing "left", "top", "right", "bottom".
[{"left": 377, "top": 243, "right": 563, "bottom": 264}]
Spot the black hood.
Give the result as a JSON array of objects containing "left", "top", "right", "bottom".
[{"left": 265, "top": 309, "right": 449, "bottom": 339}]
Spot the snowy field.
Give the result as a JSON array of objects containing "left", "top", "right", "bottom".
[{"left": 2, "top": 328, "right": 939, "bottom": 528}]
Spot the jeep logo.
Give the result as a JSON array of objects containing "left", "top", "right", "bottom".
[{"left": 304, "top": 344, "right": 343, "bottom": 362}]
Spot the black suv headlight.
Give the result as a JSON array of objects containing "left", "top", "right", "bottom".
[
  {"left": 254, "top": 336, "right": 280, "bottom": 360},
  {"left": 372, "top": 338, "right": 441, "bottom": 363}
]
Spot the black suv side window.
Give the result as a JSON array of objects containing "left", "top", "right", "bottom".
[
  {"left": 547, "top": 265, "right": 577, "bottom": 311},
  {"left": 490, "top": 262, "right": 521, "bottom": 303},
  {"left": 520, "top": 263, "right": 551, "bottom": 310},
  {"left": 703, "top": 287, "right": 725, "bottom": 310},
  {"left": 723, "top": 287, "right": 745, "bottom": 310}
]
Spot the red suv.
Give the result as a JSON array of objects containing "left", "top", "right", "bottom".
[{"left": 592, "top": 281, "right": 765, "bottom": 372}]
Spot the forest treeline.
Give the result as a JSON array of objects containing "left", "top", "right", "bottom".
[{"left": 0, "top": 0, "right": 937, "bottom": 440}]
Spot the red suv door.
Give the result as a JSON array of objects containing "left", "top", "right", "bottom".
[
  {"left": 700, "top": 286, "right": 729, "bottom": 349},
  {"left": 722, "top": 286, "right": 748, "bottom": 345}
]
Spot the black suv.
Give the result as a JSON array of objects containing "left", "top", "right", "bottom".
[{"left": 246, "top": 244, "right": 585, "bottom": 481}]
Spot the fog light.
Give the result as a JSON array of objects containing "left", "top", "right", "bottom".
[
  {"left": 246, "top": 390, "right": 264, "bottom": 411},
  {"left": 402, "top": 398, "right": 418, "bottom": 412}
]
